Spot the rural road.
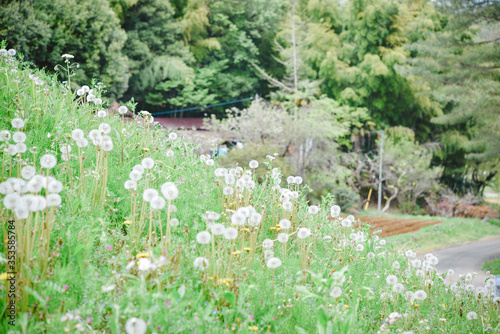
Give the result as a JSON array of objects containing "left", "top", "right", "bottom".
[{"left": 420, "top": 237, "right": 500, "bottom": 286}]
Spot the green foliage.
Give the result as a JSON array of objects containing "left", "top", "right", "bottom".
[
  {"left": 0, "top": 0, "right": 129, "bottom": 98},
  {"left": 332, "top": 187, "right": 360, "bottom": 211}
]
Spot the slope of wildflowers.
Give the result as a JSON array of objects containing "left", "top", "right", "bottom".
[{"left": 1, "top": 50, "right": 499, "bottom": 334}]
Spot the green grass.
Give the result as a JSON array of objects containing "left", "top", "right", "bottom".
[
  {"left": 483, "top": 258, "right": 500, "bottom": 275},
  {"left": 359, "top": 210, "right": 500, "bottom": 253},
  {"left": 0, "top": 51, "right": 499, "bottom": 333}
]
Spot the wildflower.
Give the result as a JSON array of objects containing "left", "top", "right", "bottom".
[
  {"left": 15, "top": 206, "right": 29, "bottom": 219},
  {"left": 405, "top": 291, "right": 415, "bottom": 302},
  {"left": 143, "top": 189, "right": 159, "bottom": 202},
  {"left": 169, "top": 218, "right": 179, "bottom": 227},
  {"left": 248, "top": 212, "right": 262, "bottom": 226},
  {"left": 211, "top": 223, "right": 225, "bottom": 236},
  {"left": 46, "top": 194, "right": 62, "bottom": 206},
  {"left": 123, "top": 220, "right": 133, "bottom": 225},
  {"left": 136, "top": 252, "right": 151, "bottom": 259},
  {"left": 392, "top": 283, "right": 405, "bottom": 293},
  {"left": 196, "top": 231, "right": 211, "bottom": 244},
  {"left": 118, "top": 106, "right": 128, "bottom": 114},
  {"left": 11, "top": 131, "right": 25, "bottom": 144},
  {"left": 428, "top": 256, "right": 439, "bottom": 266},
  {"left": 277, "top": 233, "right": 289, "bottom": 243},
  {"left": 98, "top": 123, "right": 111, "bottom": 134},
  {"left": 11, "top": 118, "right": 24, "bottom": 129},
  {"left": 466, "top": 311, "right": 477, "bottom": 320},
  {"left": 287, "top": 176, "right": 294, "bottom": 184},
  {"left": 386, "top": 275, "right": 398, "bottom": 285},
  {"left": 249, "top": 160, "right": 259, "bottom": 169},
  {"left": 231, "top": 212, "right": 246, "bottom": 226},
  {"left": 0, "top": 130, "right": 11, "bottom": 141},
  {"left": 124, "top": 180, "right": 137, "bottom": 190},
  {"left": 205, "top": 159, "right": 214, "bottom": 166},
  {"left": 137, "top": 258, "right": 153, "bottom": 271},
  {"left": 341, "top": 219, "right": 352, "bottom": 228},
  {"left": 392, "top": 261, "right": 400, "bottom": 269},
  {"left": 82, "top": 85, "right": 90, "bottom": 93},
  {"left": 293, "top": 176, "right": 303, "bottom": 184},
  {"left": 263, "top": 239, "right": 274, "bottom": 249},
  {"left": 283, "top": 201, "right": 293, "bottom": 211},
  {"left": 161, "top": 182, "right": 179, "bottom": 200},
  {"left": 125, "top": 317, "right": 147, "bottom": 334},
  {"left": 150, "top": 196, "right": 166, "bottom": 210},
  {"left": 102, "top": 141, "right": 113, "bottom": 151},
  {"left": 8, "top": 49, "right": 16, "bottom": 56},
  {"left": 465, "top": 284, "right": 475, "bottom": 292},
  {"left": 330, "top": 286, "right": 342, "bottom": 298},
  {"left": 223, "top": 186, "right": 234, "bottom": 196},
  {"left": 225, "top": 174, "right": 236, "bottom": 185},
  {"left": 21, "top": 166, "right": 36, "bottom": 180},
  {"left": 414, "top": 290, "right": 427, "bottom": 301},
  {"left": 355, "top": 244, "right": 364, "bottom": 252},
  {"left": 61, "top": 54, "right": 74, "bottom": 58},
  {"left": 47, "top": 180, "right": 63, "bottom": 193},
  {"left": 379, "top": 240, "right": 386, "bottom": 246},
  {"left": 76, "top": 89, "right": 84, "bottom": 96},
  {"left": 141, "top": 158, "right": 154, "bottom": 169},
  {"left": 267, "top": 257, "right": 282, "bottom": 269},
  {"left": 224, "top": 227, "right": 238, "bottom": 240},
  {"left": 71, "top": 129, "right": 84, "bottom": 140},
  {"left": 248, "top": 326, "right": 259, "bottom": 332},
  {"left": 94, "top": 98, "right": 103, "bottom": 105},
  {"left": 308, "top": 205, "right": 319, "bottom": 214},
  {"left": 194, "top": 257, "right": 209, "bottom": 270},
  {"left": 166, "top": 150, "right": 174, "bottom": 157},
  {"left": 297, "top": 227, "right": 311, "bottom": 239},
  {"left": 101, "top": 284, "right": 116, "bottom": 292},
  {"left": 330, "top": 205, "right": 341, "bottom": 217},
  {"left": 40, "top": 154, "right": 57, "bottom": 169},
  {"left": 279, "top": 219, "right": 291, "bottom": 230}
]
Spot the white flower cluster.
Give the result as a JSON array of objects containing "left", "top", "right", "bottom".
[
  {"left": 76, "top": 85, "right": 102, "bottom": 105},
  {"left": 85, "top": 122, "right": 113, "bottom": 152},
  {"left": 214, "top": 166, "right": 256, "bottom": 196}
]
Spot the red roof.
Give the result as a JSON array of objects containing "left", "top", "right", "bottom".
[{"left": 155, "top": 117, "right": 207, "bottom": 130}]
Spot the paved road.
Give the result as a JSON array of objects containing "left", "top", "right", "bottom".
[{"left": 419, "top": 237, "right": 500, "bottom": 286}]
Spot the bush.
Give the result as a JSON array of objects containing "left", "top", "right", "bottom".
[{"left": 332, "top": 187, "right": 360, "bottom": 210}]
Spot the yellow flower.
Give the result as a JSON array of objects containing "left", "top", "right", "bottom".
[
  {"left": 344, "top": 304, "right": 350, "bottom": 310},
  {"left": 232, "top": 250, "right": 241, "bottom": 255},
  {"left": 136, "top": 252, "right": 151, "bottom": 259},
  {"left": 0, "top": 273, "right": 8, "bottom": 280},
  {"left": 441, "top": 303, "right": 446, "bottom": 308},
  {"left": 248, "top": 325, "right": 259, "bottom": 331},
  {"left": 244, "top": 228, "right": 250, "bottom": 232},
  {"left": 244, "top": 247, "right": 251, "bottom": 252},
  {"left": 276, "top": 227, "right": 282, "bottom": 232},
  {"left": 269, "top": 227, "right": 276, "bottom": 230},
  {"left": 123, "top": 220, "right": 133, "bottom": 225},
  {"left": 143, "top": 147, "right": 150, "bottom": 152}
]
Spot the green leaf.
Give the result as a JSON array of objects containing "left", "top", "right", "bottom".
[
  {"left": 222, "top": 291, "right": 236, "bottom": 306},
  {"left": 317, "top": 305, "right": 329, "bottom": 328}
]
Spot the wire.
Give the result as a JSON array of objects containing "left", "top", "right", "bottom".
[{"left": 151, "top": 96, "right": 255, "bottom": 116}]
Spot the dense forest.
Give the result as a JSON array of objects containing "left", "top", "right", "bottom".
[{"left": 1, "top": 0, "right": 499, "bottom": 211}]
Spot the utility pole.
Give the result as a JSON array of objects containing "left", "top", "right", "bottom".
[{"left": 378, "top": 130, "right": 385, "bottom": 212}]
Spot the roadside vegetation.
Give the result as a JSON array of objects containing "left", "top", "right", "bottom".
[{"left": 1, "top": 50, "right": 499, "bottom": 333}]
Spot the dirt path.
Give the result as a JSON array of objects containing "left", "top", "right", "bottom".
[
  {"left": 420, "top": 237, "right": 500, "bottom": 286},
  {"left": 354, "top": 215, "right": 442, "bottom": 237}
]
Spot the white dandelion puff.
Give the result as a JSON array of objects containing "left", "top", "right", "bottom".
[
  {"left": 141, "top": 158, "right": 154, "bottom": 169},
  {"left": 266, "top": 257, "right": 282, "bottom": 269},
  {"left": 330, "top": 205, "right": 341, "bottom": 217},
  {"left": 297, "top": 227, "right": 311, "bottom": 239},
  {"left": 143, "top": 189, "right": 159, "bottom": 202},
  {"left": 224, "top": 227, "right": 238, "bottom": 240},
  {"left": 194, "top": 257, "right": 209, "bottom": 270},
  {"left": 40, "top": 154, "right": 57, "bottom": 169},
  {"left": 249, "top": 160, "right": 259, "bottom": 169},
  {"left": 196, "top": 231, "right": 211, "bottom": 244},
  {"left": 279, "top": 219, "right": 291, "bottom": 230}
]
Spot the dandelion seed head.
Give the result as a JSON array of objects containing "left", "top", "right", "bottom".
[
  {"left": 124, "top": 180, "right": 137, "bottom": 190},
  {"left": 386, "top": 275, "right": 398, "bottom": 285},
  {"left": 0, "top": 130, "right": 11, "bottom": 141},
  {"left": 141, "top": 158, "right": 154, "bottom": 169},
  {"left": 193, "top": 257, "right": 209, "bottom": 270},
  {"left": 308, "top": 205, "right": 319, "bottom": 214},
  {"left": 161, "top": 182, "right": 179, "bottom": 200},
  {"left": 283, "top": 201, "right": 293, "bottom": 211},
  {"left": 12, "top": 132, "right": 26, "bottom": 143},
  {"left": 231, "top": 212, "right": 246, "bottom": 226},
  {"left": 12, "top": 118, "right": 24, "bottom": 129},
  {"left": 169, "top": 218, "right": 179, "bottom": 227},
  {"left": 249, "top": 160, "right": 259, "bottom": 169},
  {"left": 40, "top": 154, "right": 57, "bottom": 169},
  {"left": 224, "top": 227, "right": 238, "bottom": 240},
  {"left": 330, "top": 287, "right": 342, "bottom": 298},
  {"left": 277, "top": 233, "right": 289, "bottom": 243},
  {"left": 279, "top": 219, "right": 291, "bottom": 230},
  {"left": 297, "top": 227, "right": 311, "bottom": 239},
  {"left": 263, "top": 239, "right": 274, "bottom": 249},
  {"left": 211, "top": 223, "right": 225, "bottom": 236},
  {"left": 98, "top": 123, "right": 111, "bottom": 134},
  {"left": 330, "top": 205, "right": 341, "bottom": 217},
  {"left": 414, "top": 290, "right": 427, "bottom": 301},
  {"left": 143, "top": 189, "right": 159, "bottom": 202},
  {"left": 150, "top": 196, "right": 166, "bottom": 210},
  {"left": 266, "top": 257, "right": 282, "bottom": 269},
  {"left": 392, "top": 283, "right": 405, "bottom": 293},
  {"left": 46, "top": 193, "right": 62, "bottom": 207},
  {"left": 196, "top": 231, "right": 211, "bottom": 244},
  {"left": 118, "top": 106, "right": 128, "bottom": 114},
  {"left": 129, "top": 170, "right": 142, "bottom": 181}
]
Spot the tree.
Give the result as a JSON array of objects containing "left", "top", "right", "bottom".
[
  {"left": 0, "top": 0, "right": 129, "bottom": 98},
  {"left": 403, "top": 0, "right": 500, "bottom": 195}
]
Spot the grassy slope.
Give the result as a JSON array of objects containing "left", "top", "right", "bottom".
[
  {"left": 0, "top": 55, "right": 499, "bottom": 333},
  {"left": 359, "top": 210, "right": 500, "bottom": 253}
]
